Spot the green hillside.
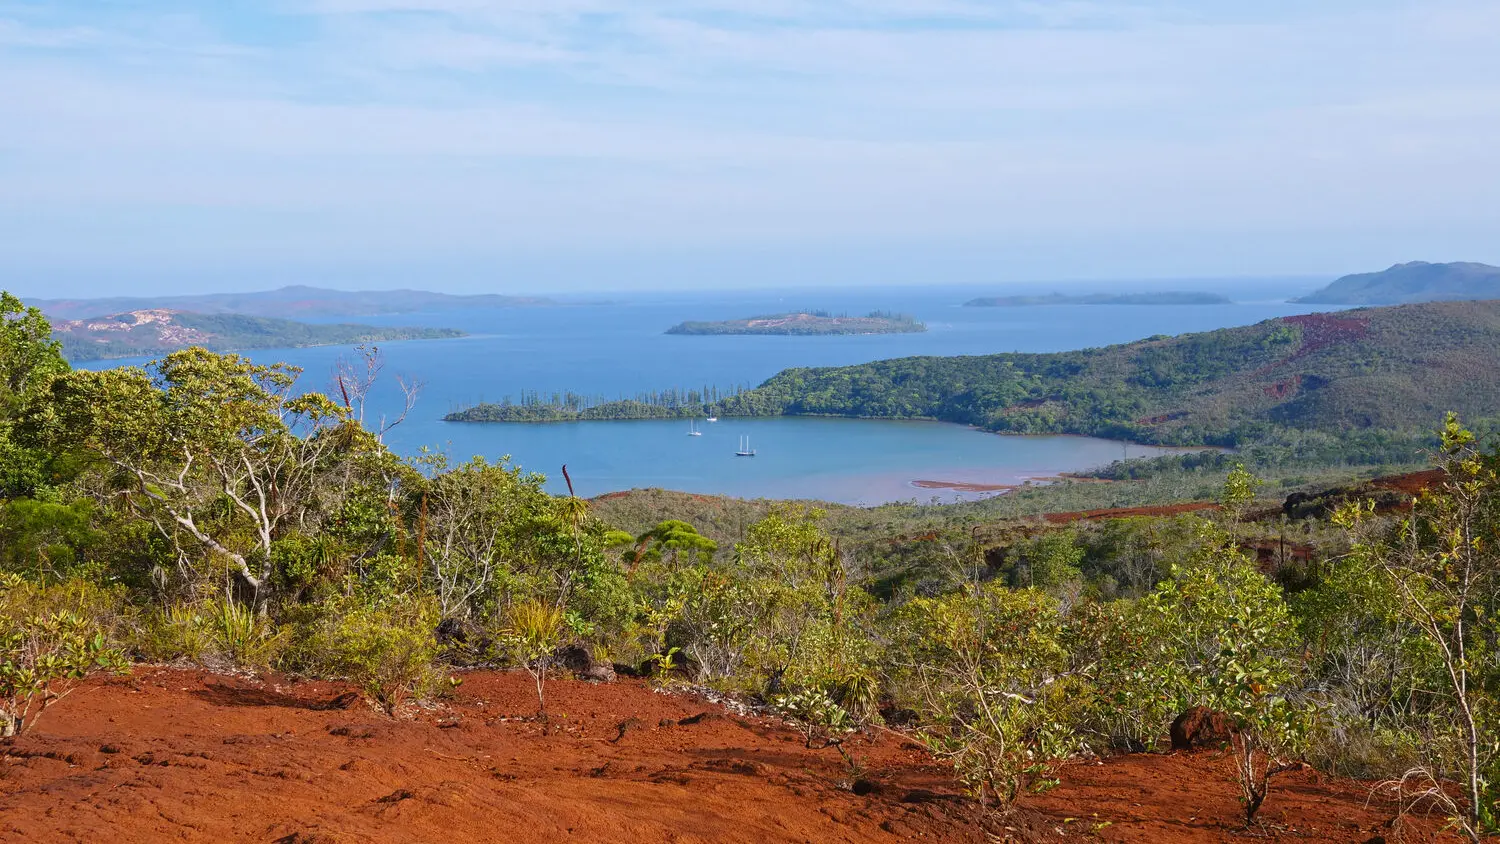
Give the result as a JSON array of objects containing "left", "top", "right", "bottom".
[
  {"left": 1295, "top": 261, "right": 1500, "bottom": 304},
  {"left": 714, "top": 300, "right": 1500, "bottom": 447}
]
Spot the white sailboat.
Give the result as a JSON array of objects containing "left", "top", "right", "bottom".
[
  {"left": 687, "top": 419, "right": 703, "bottom": 436},
  {"left": 735, "top": 435, "right": 756, "bottom": 457},
  {"left": 705, "top": 416, "right": 718, "bottom": 423}
]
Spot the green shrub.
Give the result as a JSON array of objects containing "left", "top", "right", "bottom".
[
  {"left": 886, "top": 584, "right": 1073, "bottom": 808},
  {"left": 290, "top": 595, "right": 443, "bottom": 715},
  {"left": 136, "top": 598, "right": 287, "bottom": 670},
  {"left": 0, "top": 573, "right": 128, "bottom": 736}
]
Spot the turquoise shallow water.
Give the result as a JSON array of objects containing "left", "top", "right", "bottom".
[{"left": 79, "top": 281, "right": 1332, "bottom": 504}]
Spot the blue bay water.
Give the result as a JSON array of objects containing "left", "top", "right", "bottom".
[{"left": 82, "top": 281, "right": 1335, "bottom": 504}]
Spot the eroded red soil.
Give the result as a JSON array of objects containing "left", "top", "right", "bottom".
[{"left": 0, "top": 669, "right": 1451, "bottom": 843}]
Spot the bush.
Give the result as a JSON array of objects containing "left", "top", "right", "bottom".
[
  {"left": 0, "top": 573, "right": 128, "bottom": 736},
  {"left": 289, "top": 595, "right": 443, "bottom": 715},
  {"left": 886, "top": 584, "right": 1074, "bottom": 808},
  {"left": 136, "top": 598, "right": 287, "bottom": 670}
]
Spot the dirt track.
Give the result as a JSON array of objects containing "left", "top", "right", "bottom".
[{"left": 0, "top": 669, "right": 1448, "bottom": 842}]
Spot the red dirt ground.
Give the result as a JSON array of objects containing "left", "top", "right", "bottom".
[{"left": 0, "top": 668, "right": 1451, "bottom": 843}]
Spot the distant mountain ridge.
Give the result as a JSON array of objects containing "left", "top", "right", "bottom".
[
  {"left": 32, "top": 285, "right": 554, "bottom": 320},
  {"left": 1294, "top": 262, "right": 1500, "bottom": 305},
  {"left": 52, "top": 309, "right": 465, "bottom": 362}
]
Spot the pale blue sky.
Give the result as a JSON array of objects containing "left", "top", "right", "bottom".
[{"left": 2, "top": 1, "right": 1497, "bottom": 296}]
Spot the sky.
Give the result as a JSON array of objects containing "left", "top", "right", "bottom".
[{"left": 2, "top": 0, "right": 1498, "bottom": 296}]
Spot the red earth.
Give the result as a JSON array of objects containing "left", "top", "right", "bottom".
[{"left": 0, "top": 668, "right": 1453, "bottom": 843}]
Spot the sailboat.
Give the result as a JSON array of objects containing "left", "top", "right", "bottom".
[
  {"left": 687, "top": 419, "right": 703, "bottom": 436},
  {"left": 735, "top": 435, "right": 756, "bottom": 457},
  {"left": 705, "top": 415, "right": 718, "bottom": 423}
]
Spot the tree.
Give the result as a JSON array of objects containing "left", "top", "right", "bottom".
[
  {"left": 624, "top": 520, "right": 717, "bottom": 572},
  {"left": 0, "top": 292, "right": 70, "bottom": 498},
  {"left": 503, "top": 598, "right": 566, "bottom": 726},
  {"left": 1138, "top": 521, "right": 1307, "bottom": 823},
  {"left": 1338, "top": 415, "right": 1500, "bottom": 840},
  {"left": 414, "top": 455, "right": 564, "bottom": 619},
  {"left": 888, "top": 583, "right": 1072, "bottom": 808},
  {"left": 1222, "top": 464, "right": 1263, "bottom": 524},
  {"left": 36, "top": 348, "right": 360, "bottom": 602}
]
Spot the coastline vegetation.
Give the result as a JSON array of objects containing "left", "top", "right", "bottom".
[{"left": 445, "top": 386, "right": 748, "bottom": 423}]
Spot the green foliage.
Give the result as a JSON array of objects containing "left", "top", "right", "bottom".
[
  {"left": 888, "top": 584, "right": 1076, "bottom": 807},
  {"left": 0, "top": 573, "right": 128, "bottom": 736},
  {"left": 1333, "top": 415, "right": 1500, "bottom": 839},
  {"left": 502, "top": 598, "right": 568, "bottom": 716},
  {"left": 290, "top": 594, "right": 443, "bottom": 715},
  {"left": 137, "top": 598, "right": 288, "bottom": 669},
  {"left": 1222, "top": 464, "right": 1263, "bottom": 517},
  {"left": 0, "top": 498, "right": 100, "bottom": 580},
  {"left": 0, "top": 292, "right": 70, "bottom": 498},
  {"left": 1135, "top": 522, "right": 1309, "bottom": 821}
]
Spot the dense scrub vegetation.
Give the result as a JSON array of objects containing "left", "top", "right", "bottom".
[{"left": 5, "top": 289, "right": 1500, "bottom": 835}]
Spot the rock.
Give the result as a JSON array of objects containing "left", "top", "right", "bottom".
[
  {"left": 1170, "top": 707, "right": 1234, "bottom": 751},
  {"left": 551, "top": 644, "right": 616, "bottom": 682},
  {"left": 578, "top": 664, "right": 617, "bottom": 683}
]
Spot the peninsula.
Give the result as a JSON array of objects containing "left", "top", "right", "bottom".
[
  {"left": 964, "top": 292, "right": 1230, "bottom": 307},
  {"left": 32, "top": 284, "right": 555, "bottom": 321},
  {"left": 1293, "top": 261, "right": 1500, "bottom": 305},
  {"left": 666, "top": 311, "right": 925, "bottom": 336},
  {"left": 53, "top": 309, "right": 465, "bottom": 362}
]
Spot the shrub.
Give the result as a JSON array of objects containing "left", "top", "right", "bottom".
[
  {"left": 1136, "top": 521, "right": 1309, "bottom": 823},
  {"left": 0, "top": 573, "right": 128, "bottom": 737},
  {"left": 886, "top": 584, "right": 1073, "bottom": 808},
  {"left": 291, "top": 595, "right": 443, "bottom": 715},
  {"left": 136, "top": 598, "right": 287, "bottom": 670},
  {"left": 502, "top": 598, "right": 567, "bottom": 719}
]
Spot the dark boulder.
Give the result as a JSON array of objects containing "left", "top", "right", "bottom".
[
  {"left": 551, "top": 644, "right": 616, "bottom": 683},
  {"left": 1170, "top": 707, "right": 1234, "bottom": 750}
]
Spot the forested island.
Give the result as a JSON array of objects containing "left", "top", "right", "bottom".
[
  {"left": 964, "top": 292, "right": 1231, "bottom": 307},
  {"left": 53, "top": 309, "right": 465, "bottom": 361},
  {"left": 1294, "top": 260, "right": 1500, "bottom": 304},
  {"left": 666, "top": 310, "right": 925, "bottom": 335}
]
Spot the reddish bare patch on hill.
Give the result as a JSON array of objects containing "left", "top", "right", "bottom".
[
  {"left": 1283, "top": 312, "right": 1370, "bottom": 356},
  {"left": 1041, "top": 502, "right": 1221, "bottom": 524},
  {"left": 1372, "top": 468, "right": 1447, "bottom": 496},
  {"left": 0, "top": 668, "right": 1451, "bottom": 843}
]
